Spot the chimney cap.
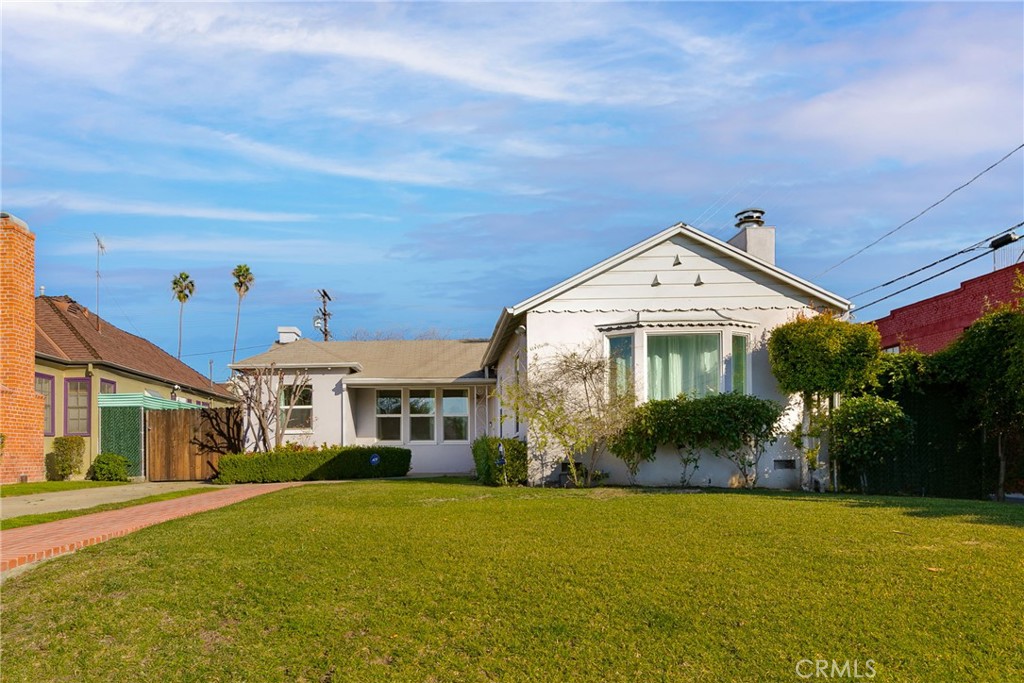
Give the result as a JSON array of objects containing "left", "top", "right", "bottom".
[{"left": 735, "top": 208, "right": 766, "bottom": 229}]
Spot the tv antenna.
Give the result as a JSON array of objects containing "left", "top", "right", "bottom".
[
  {"left": 93, "top": 233, "right": 106, "bottom": 332},
  {"left": 314, "top": 289, "right": 332, "bottom": 341}
]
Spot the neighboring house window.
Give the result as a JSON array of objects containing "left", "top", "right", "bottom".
[
  {"left": 35, "top": 373, "right": 55, "bottom": 436},
  {"left": 647, "top": 334, "right": 720, "bottom": 400},
  {"left": 608, "top": 335, "right": 634, "bottom": 397},
  {"left": 409, "top": 389, "right": 436, "bottom": 441},
  {"left": 376, "top": 389, "right": 402, "bottom": 441},
  {"left": 100, "top": 379, "right": 117, "bottom": 394},
  {"left": 65, "top": 378, "right": 91, "bottom": 436},
  {"left": 883, "top": 345, "right": 900, "bottom": 354},
  {"left": 729, "top": 335, "right": 748, "bottom": 394},
  {"left": 280, "top": 384, "right": 313, "bottom": 430},
  {"left": 442, "top": 389, "right": 469, "bottom": 442}
]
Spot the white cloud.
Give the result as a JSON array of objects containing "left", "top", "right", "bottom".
[{"left": 6, "top": 190, "right": 314, "bottom": 222}]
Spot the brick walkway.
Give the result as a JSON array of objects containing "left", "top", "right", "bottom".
[{"left": 1, "top": 482, "right": 304, "bottom": 576}]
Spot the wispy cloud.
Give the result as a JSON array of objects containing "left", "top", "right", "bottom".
[{"left": 6, "top": 190, "right": 314, "bottom": 223}]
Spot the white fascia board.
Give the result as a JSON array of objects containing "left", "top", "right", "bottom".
[
  {"left": 342, "top": 377, "right": 495, "bottom": 386},
  {"left": 481, "top": 307, "right": 515, "bottom": 368}
]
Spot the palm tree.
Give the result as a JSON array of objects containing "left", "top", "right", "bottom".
[
  {"left": 171, "top": 272, "right": 195, "bottom": 360},
  {"left": 231, "top": 264, "right": 255, "bottom": 364}
]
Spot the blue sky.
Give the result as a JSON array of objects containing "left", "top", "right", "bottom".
[{"left": 3, "top": 1, "right": 1022, "bottom": 381}]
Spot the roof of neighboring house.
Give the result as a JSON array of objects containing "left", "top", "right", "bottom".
[
  {"left": 483, "top": 222, "right": 852, "bottom": 366},
  {"left": 232, "top": 338, "right": 491, "bottom": 383},
  {"left": 35, "top": 295, "right": 235, "bottom": 401}
]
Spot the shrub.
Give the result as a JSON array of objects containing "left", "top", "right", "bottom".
[
  {"left": 612, "top": 394, "right": 781, "bottom": 488},
  {"left": 472, "top": 437, "right": 527, "bottom": 486},
  {"left": 831, "top": 395, "right": 914, "bottom": 492},
  {"left": 214, "top": 445, "right": 411, "bottom": 484},
  {"left": 88, "top": 453, "right": 131, "bottom": 481},
  {"left": 45, "top": 436, "right": 85, "bottom": 481}
]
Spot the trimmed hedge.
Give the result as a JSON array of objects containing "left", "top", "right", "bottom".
[
  {"left": 472, "top": 437, "right": 527, "bottom": 486},
  {"left": 88, "top": 453, "right": 131, "bottom": 482},
  {"left": 214, "top": 446, "right": 411, "bottom": 484}
]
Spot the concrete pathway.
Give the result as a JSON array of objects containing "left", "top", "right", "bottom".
[
  {"left": 1, "top": 481, "right": 217, "bottom": 520},
  {"left": 1, "top": 482, "right": 304, "bottom": 579}
]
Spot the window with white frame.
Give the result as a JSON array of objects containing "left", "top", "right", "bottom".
[
  {"left": 280, "top": 383, "right": 313, "bottom": 430},
  {"left": 409, "top": 389, "right": 435, "bottom": 441},
  {"left": 608, "top": 335, "right": 634, "bottom": 397},
  {"left": 442, "top": 389, "right": 469, "bottom": 441},
  {"left": 647, "top": 333, "right": 720, "bottom": 400},
  {"left": 376, "top": 389, "right": 402, "bottom": 441}
]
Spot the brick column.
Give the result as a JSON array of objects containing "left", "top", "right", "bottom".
[{"left": 1, "top": 212, "right": 45, "bottom": 482}]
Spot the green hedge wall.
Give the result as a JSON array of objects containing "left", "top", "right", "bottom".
[
  {"left": 214, "top": 446, "right": 411, "bottom": 484},
  {"left": 472, "top": 437, "right": 527, "bottom": 486}
]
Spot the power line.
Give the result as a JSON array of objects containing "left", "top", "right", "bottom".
[
  {"left": 818, "top": 142, "right": 1024, "bottom": 276},
  {"left": 847, "top": 221, "right": 1024, "bottom": 299},
  {"left": 854, "top": 250, "right": 992, "bottom": 314},
  {"left": 182, "top": 343, "right": 266, "bottom": 359}
]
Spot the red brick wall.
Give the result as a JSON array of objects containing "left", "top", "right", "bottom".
[
  {"left": 1, "top": 213, "right": 45, "bottom": 482},
  {"left": 873, "top": 265, "right": 1023, "bottom": 354}
]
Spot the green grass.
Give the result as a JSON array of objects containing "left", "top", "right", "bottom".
[
  {"left": 0, "top": 480, "right": 129, "bottom": 497},
  {"left": 1, "top": 488, "right": 216, "bottom": 530},
  {"left": 1, "top": 481, "right": 1021, "bottom": 682}
]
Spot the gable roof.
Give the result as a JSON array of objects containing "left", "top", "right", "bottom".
[
  {"left": 35, "top": 296, "right": 235, "bottom": 401},
  {"left": 483, "top": 222, "right": 851, "bottom": 366},
  {"left": 232, "top": 338, "right": 491, "bottom": 384}
]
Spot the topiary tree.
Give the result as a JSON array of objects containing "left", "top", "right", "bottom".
[
  {"left": 830, "top": 395, "right": 914, "bottom": 493},
  {"left": 768, "top": 311, "right": 881, "bottom": 490}
]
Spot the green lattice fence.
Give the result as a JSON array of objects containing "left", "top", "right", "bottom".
[{"left": 100, "top": 406, "right": 144, "bottom": 477}]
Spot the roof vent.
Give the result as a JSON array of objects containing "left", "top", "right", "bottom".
[
  {"left": 734, "top": 208, "right": 765, "bottom": 230},
  {"left": 278, "top": 326, "right": 302, "bottom": 344}
]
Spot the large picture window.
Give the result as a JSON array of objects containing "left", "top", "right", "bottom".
[
  {"left": 36, "top": 374, "right": 55, "bottom": 436},
  {"left": 376, "top": 389, "right": 402, "bottom": 441},
  {"left": 65, "top": 378, "right": 91, "bottom": 436},
  {"left": 280, "top": 384, "right": 313, "bottom": 430},
  {"left": 608, "top": 335, "right": 634, "bottom": 397},
  {"left": 409, "top": 389, "right": 435, "bottom": 441},
  {"left": 647, "top": 334, "right": 720, "bottom": 400},
  {"left": 442, "top": 389, "right": 469, "bottom": 442}
]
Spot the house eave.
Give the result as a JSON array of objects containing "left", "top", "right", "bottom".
[{"left": 342, "top": 377, "right": 495, "bottom": 387}]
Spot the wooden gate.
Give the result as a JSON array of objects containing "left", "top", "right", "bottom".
[{"left": 146, "top": 407, "right": 244, "bottom": 481}]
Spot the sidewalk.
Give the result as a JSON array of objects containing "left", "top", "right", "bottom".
[
  {"left": 1, "top": 481, "right": 217, "bottom": 520},
  {"left": 1, "top": 482, "right": 304, "bottom": 579}
]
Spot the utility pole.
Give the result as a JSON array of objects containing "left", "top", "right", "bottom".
[{"left": 314, "top": 289, "right": 332, "bottom": 341}]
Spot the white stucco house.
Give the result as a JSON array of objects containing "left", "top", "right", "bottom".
[{"left": 232, "top": 209, "right": 851, "bottom": 487}]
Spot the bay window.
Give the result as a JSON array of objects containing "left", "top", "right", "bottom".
[
  {"left": 608, "top": 335, "right": 634, "bottom": 397},
  {"left": 647, "top": 334, "right": 720, "bottom": 400}
]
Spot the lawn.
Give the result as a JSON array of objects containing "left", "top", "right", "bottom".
[
  {"left": 0, "top": 480, "right": 128, "bottom": 497},
  {"left": 1, "top": 480, "right": 1021, "bottom": 682},
  {"left": 0, "top": 487, "right": 215, "bottom": 530}
]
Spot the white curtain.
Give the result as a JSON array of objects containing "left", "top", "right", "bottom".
[{"left": 647, "top": 334, "right": 720, "bottom": 400}]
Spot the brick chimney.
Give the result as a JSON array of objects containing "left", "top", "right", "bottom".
[
  {"left": 0, "top": 212, "right": 45, "bottom": 482},
  {"left": 727, "top": 208, "right": 776, "bottom": 265}
]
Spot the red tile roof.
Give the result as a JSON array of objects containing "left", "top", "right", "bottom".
[{"left": 35, "top": 296, "right": 235, "bottom": 401}]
